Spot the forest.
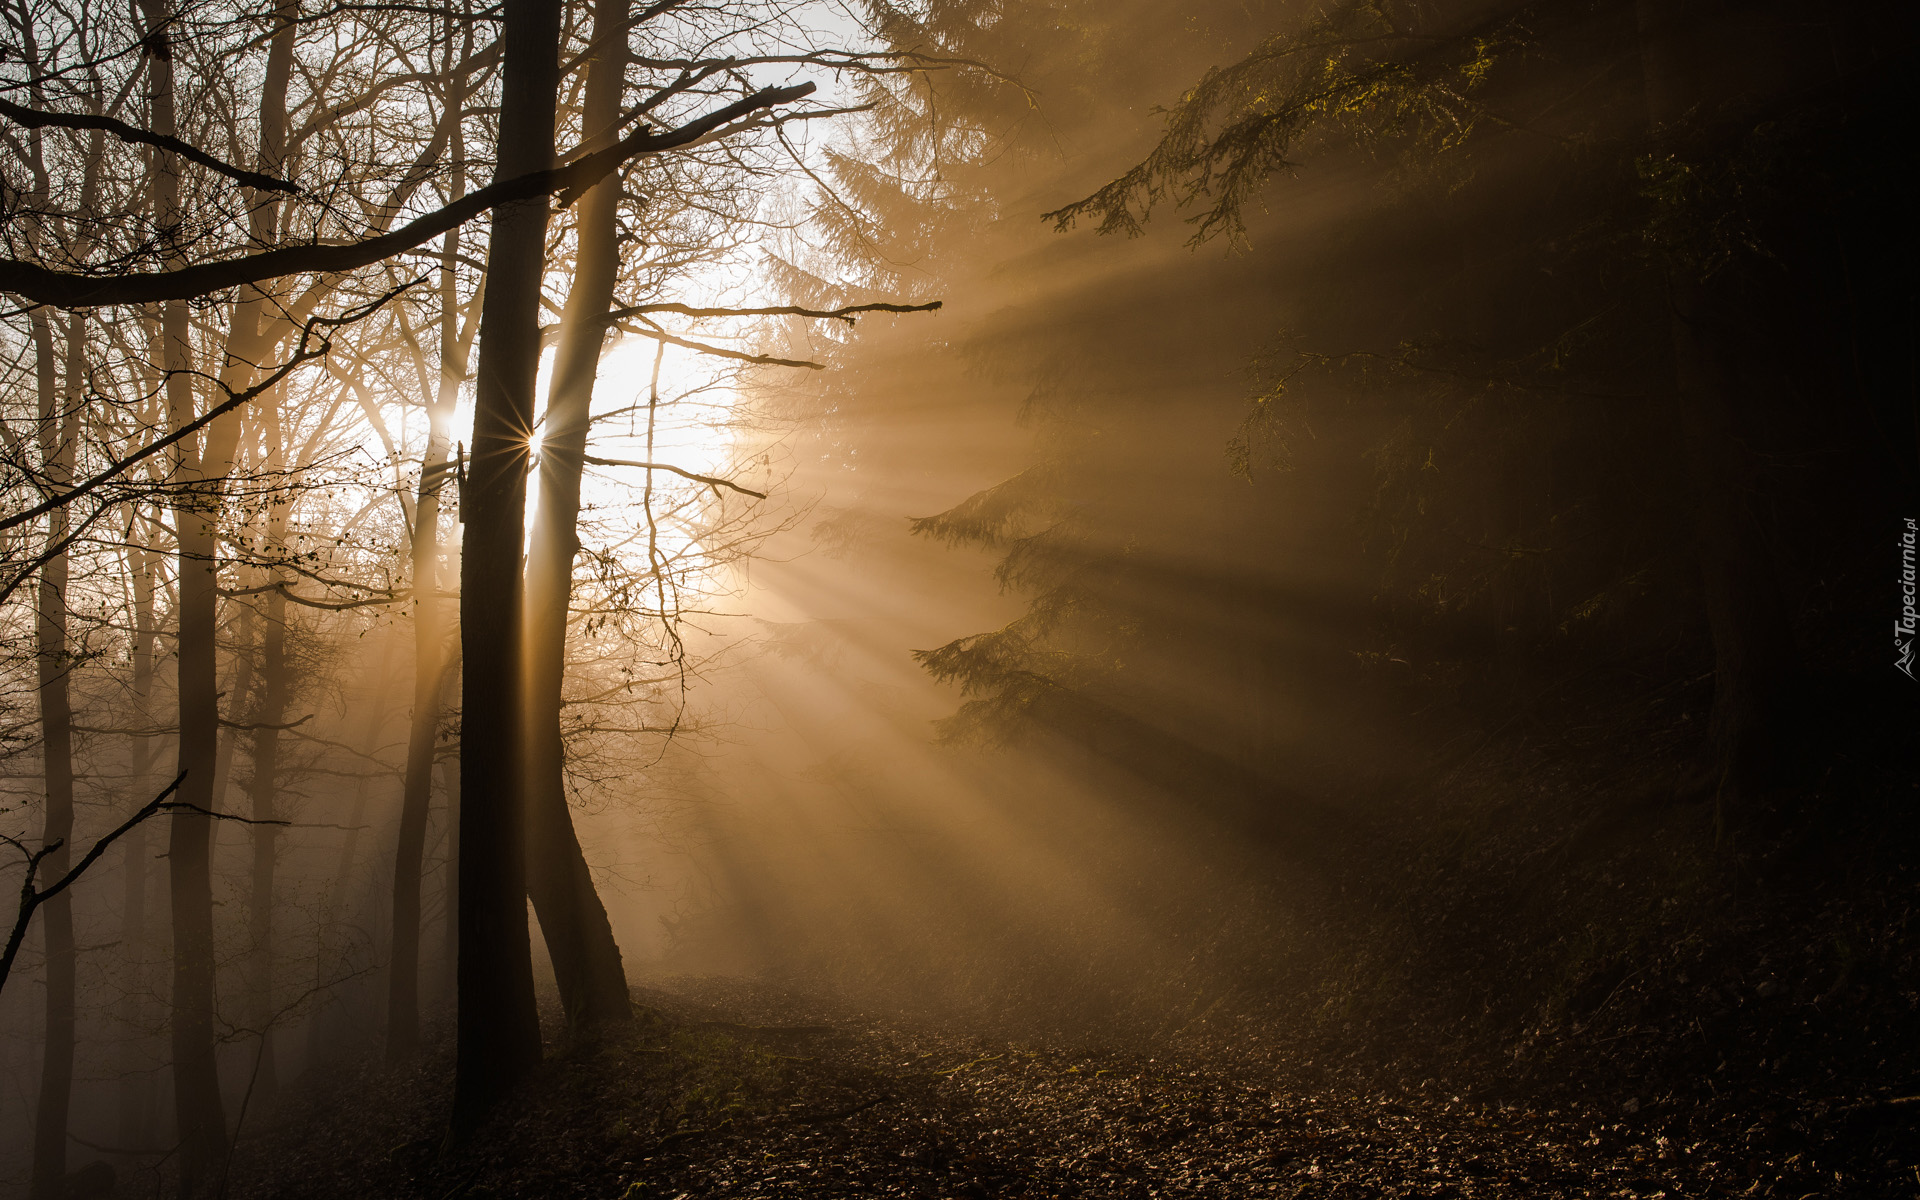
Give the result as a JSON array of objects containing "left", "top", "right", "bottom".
[{"left": 0, "top": 0, "right": 1914, "bottom": 1197}]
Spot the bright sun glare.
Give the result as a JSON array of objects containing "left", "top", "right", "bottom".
[{"left": 521, "top": 335, "right": 752, "bottom": 572}]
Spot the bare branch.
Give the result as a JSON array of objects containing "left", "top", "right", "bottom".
[
  {"left": 606, "top": 300, "right": 941, "bottom": 327},
  {"left": 3, "top": 773, "right": 184, "bottom": 997},
  {"left": 0, "top": 279, "right": 427, "bottom": 534},
  {"left": 0, "top": 97, "right": 299, "bottom": 193},
  {"left": 615, "top": 321, "right": 823, "bottom": 370},
  {"left": 582, "top": 455, "right": 767, "bottom": 499},
  {"left": 0, "top": 83, "right": 818, "bottom": 308}
]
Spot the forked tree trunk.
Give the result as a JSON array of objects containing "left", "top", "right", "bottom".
[
  {"left": 217, "top": 3, "right": 302, "bottom": 1101},
  {"left": 451, "top": 0, "right": 562, "bottom": 1136},
  {"left": 391, "top": 57, "right": 479, "bottom": 1053},
  {"left": 138, "top": 0, "right": 230, "bottom": 1180},
  {"left": 523, "top": 0, "right": 631, "bottom": 1036},
  {"left": 149, "top": 0, "right": 299, "bottom": 1176}
]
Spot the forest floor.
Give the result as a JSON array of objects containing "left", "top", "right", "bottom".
[
  {"left": 207, "top": 683, "right": 1920, "bottom": 1200},
  {"left": 215, "top": 970, "right": 1917, "bottom": 1200}
]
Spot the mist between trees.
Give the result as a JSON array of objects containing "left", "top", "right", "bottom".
[
  {"left": 1, "top": 1, "right": 1915, "bottom": 1198},
  {"left": 0, "top": 0, "right": 965, "bottom": 1189}
]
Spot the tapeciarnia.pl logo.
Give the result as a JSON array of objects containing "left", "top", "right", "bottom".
[{"left": 1900, "top": 517, "right": 1918, "bottom": 679}]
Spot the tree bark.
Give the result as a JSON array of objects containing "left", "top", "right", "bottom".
[
  {"left": 119, "top": 509, "right": 159, "bottom": 1152},
  {"left": 387, "top": 209, "right": 467, "bottom": 1062},
  {"left": 29, "top": 306, "right": 77, "bottom": 1200},
  {"left": 438, "top": 740, "right": 461, "bottom": 1010},
  {"left": 138, "top": 0, "right": 230, "bottom": 1182},
  {"left": 216, "top": 601, "right": 257, "bottom": 819},
  {"left": 16, "top": 41, "right": 105, "bottom": 1196},
  {"left": 244, "top": 401, "right": 292, "bottom": 1105},
  {"left": 523, "top": 0, "right": 631, "bottom": 1037},
  {"left": 390, "top": 39, "right": 481, "bottom": 1055},
  {"left": 451, "top": 0, "right": 562, "bottom": 1137}
]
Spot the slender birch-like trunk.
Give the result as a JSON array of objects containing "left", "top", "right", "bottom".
[
  {"left": 388, "top": 254, "right": 463, "bottom": 1061},
  {"left": 388, "top": 34, "right": 479, "bottom": 1052},
  {"left": 523, "top": 0, "right": 631, "bottom": 1036}
]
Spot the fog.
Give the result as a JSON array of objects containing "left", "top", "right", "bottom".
[{"left": 1, "top": 1, "right": 1912, "bottom": 1195}]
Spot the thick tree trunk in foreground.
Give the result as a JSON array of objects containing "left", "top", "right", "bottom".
[
  {"left": 1636, "top": 0, "right": 1800, "bottom": 798},
  {"left": 524, "top": 0, "right": 631, "bottom": 1036},
  {"left": 451, "top": 0, "right": 562, "bottom": 1136}
]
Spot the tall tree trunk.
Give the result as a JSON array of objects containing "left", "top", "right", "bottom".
[
  {"left": 161, "top": 198, "right": 228, "bottom": 1200},
  {"left": 451, "top": 0, "right": 563, "bottom": 1135},
  {"left": 390, "top": 52, "right": 477, "bottom": 1053},
  {"left": 29, "top": 305, "right": 78, "bottom": 1200},
  {"left": 119, "top": 513, "right": 159, "bottom": 1151},
  {"left": 138, "top": 1, "right": 230, "bottom": 1181},
  {"left": 19, "top": 44, "right": 105, "bottom": 1197},
  {"left": 244, "top": 402, "right": 292, "bottom": 1104},
  {"left": 387, "top": 236, "right": 462, "bottom": 1062},
  {"left": 436, "top": 595, "right": 465, "bottom": 1011},
  {"left": 221, "top": 1, "right": 298, "bottom": 1106},
  {"left": 216, "top": 601, "right": 257, "bottom": 812},
  {"left": 1635, "top": 0, "right": 1800, "bottom": 798},
  {"left": 523, "top": 0, "right": 631, "bottom": 1036}
]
